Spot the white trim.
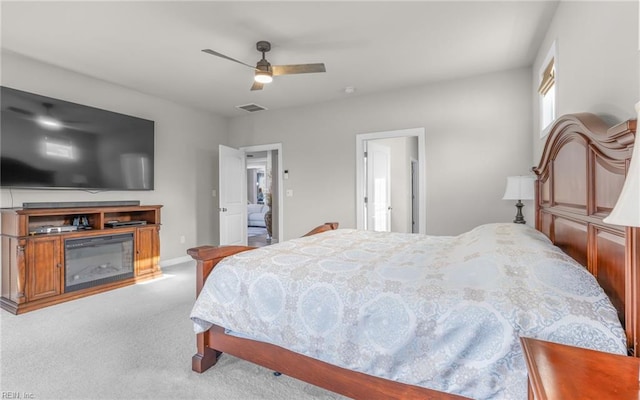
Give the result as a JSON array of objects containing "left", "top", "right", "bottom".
[
  {"left": 356, "top": 128, "right": 426, "bottom": 234},
  {"left": 410, "top": 157, "right": 419, "bottom": 234},
  {"left": 241, "top": 143, "right": 284, "bottom": 241},
  {"left": 539, "top": 40, "right": 557, "bottom": 138}
]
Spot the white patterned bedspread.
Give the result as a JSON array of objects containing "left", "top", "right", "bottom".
[{"left": 190, "top": 223, "right": 626, "bottom": 399}]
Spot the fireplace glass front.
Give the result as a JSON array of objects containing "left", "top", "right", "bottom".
[{"left": 65, "top": 233, "right": 134, "bottom": 292}]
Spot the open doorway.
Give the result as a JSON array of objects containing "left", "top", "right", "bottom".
[
  {"left": 356, "top": 128, "right": 426, "bottom": 234},
  {"left": 246, "top": 151, "right": 269, "bottom": 245},
  {"left": 242, "top": 144, "right": 283, "bottom": 246}
]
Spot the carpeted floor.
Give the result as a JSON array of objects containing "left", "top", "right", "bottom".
[{"left": 0, "top": 261, "right": 347, "bottom": 400}]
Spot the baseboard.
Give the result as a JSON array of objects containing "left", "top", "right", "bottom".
[{"left": 160, "top": 256, "right": 193, "bottom": 267}]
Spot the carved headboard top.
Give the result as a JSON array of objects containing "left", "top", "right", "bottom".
[
  {"left": 535, "top": 113, "right": 636, "bottom": 178},
  {"left": 532, "top": 112, "right": 638, "bottom": 356}
]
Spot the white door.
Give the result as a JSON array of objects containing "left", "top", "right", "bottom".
[
  {"left": 366, "top": 141, "right": 391, "bottom": 232},
  {"left": 219, "top": 145, "right": 247, "bottom": 245}
]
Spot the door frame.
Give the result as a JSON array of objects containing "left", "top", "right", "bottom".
[
  {"left": 241, "top": 143, "right": 284, "bottom": 241},
  {"left": 411, "top": 158, "right": 419, "bottom": 234},
  {"left": 356, "top": 128, "right": 426, "bottom": 234}
]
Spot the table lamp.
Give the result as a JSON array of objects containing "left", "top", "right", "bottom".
[
  {"left": 603, "top": 102, "right": 640, "bottom": 227},
  {"left": 503, "top": 175, "right": 536, "bottom": 224}
]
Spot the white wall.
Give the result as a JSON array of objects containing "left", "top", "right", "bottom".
[
  {"left": 228, "top": 67, "right": 533, "bottom": 239},
  {"left": 12, "top": 1, "right": 623, "bottom": 250},
  {"left": 0, "top": 51, "right": 228, "bottom": 261},
  {"left": 532, "top": 1, "right": 639, "bottom": 161}
]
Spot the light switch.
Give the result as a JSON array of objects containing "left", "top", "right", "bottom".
[{"left": 212, "top": 189, "right": 217, "bottom": 197}]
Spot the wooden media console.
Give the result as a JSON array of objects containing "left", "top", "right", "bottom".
[{"left": 0, "top": 204, "right": 162, "bottom": 314}]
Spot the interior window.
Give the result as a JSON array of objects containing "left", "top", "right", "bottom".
[{"left": 539, "top": 43, "right": 556, "bottom": 136}]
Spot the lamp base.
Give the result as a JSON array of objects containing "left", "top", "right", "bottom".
[{"left": 513, "top": 200, "right": 526, "bottom": 224}]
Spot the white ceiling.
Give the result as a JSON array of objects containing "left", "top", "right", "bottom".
[{"left": 1, "top": 1, "right": 559, "bottom": 118}]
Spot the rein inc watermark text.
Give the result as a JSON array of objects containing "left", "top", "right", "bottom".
[{"left": 1, "top": 392, "right": 35, "bottom": 399}]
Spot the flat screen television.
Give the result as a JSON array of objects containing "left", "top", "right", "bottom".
[{"left": 1, "top": 86, "right": 154, "bottom": 190}]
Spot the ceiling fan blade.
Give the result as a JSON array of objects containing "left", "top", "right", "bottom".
[
  {"left": 7, "top": 106, "right": 34, "bottom": 116},
  {"left": 272, "top": 63, "right": 326, "bottom": 76},
  {"left": 202, "top": 49, "right": 257, "bottom": 70},
  {"left": 250, "top": 81, "right": 264, "bottom": 91}
]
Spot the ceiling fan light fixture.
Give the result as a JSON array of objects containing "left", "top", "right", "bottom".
[
  {"left": 36, "top": 115, "right": 63, "bottom": 130},
  {"left": 254, "top": 70, "right": 273, "bottom": 84},
  {"left": 36, "top": 102, "right": 64, "bottom": 130}
]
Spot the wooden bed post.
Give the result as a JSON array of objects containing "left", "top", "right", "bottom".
[
  {"left": 188, "top": 245, "right": 255, "bottom": 372},
  {"left": 303, "top": 221, "right": 338, "bottom": 236},
  {"left": 628, "top": 226, "right": 639, "bottom": 356}
]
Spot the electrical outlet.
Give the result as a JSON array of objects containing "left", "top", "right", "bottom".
[
  {"left": 286, "top": 189, "right": 293, "bottom": 197},
  {"left": 180, "top": 235, "right": 186, "bottom": 244}
]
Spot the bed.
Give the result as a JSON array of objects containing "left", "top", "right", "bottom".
[{"left": 187, "top": 112, "right": 638, "bottom": 399}]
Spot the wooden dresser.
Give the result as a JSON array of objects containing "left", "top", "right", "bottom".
[
  {"left": 1, "top": 204, "right": 162, "bottom": 314},
  {"left": 521, "top": 337, "right": 640, "bottom": 399}
]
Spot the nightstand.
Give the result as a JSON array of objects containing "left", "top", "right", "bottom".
[{"left": 520, "top": 337, "right": 640, "bottom": 399}]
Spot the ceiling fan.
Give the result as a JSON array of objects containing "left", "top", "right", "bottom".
[
  {"left": 202, "top": 40, "right": 326, "bottom": 91},
  {"left": 7, "top": 102, "right": 83, "bottom": 130}
]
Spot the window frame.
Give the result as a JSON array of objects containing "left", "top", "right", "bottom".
[{"left": 539, "top": 41, "right": 557, "bottom": 138}]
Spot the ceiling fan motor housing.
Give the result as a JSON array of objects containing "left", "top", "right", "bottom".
[
  {"left": 256, "top": 59, "right": 271, "bottom": 71},
  {"left": 256, "top": 41, "right": 271, "bottom": 53},
  {"left": 254, "top": 58, "right": 273, "bottom": 83}
]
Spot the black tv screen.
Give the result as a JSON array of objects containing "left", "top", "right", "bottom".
[{"left": 1, "top": 86, "right": 154, "bottom": 190}]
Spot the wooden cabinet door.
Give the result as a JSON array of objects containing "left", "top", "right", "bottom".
[
  {"left": 135, "top": 226, "right": 159, "bottom": 277},
  {"left": 26, "top": 236, "right": 62, "bottom": 301}
]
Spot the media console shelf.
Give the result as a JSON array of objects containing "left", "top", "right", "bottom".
[{"left": 0, "top": 204, "right": 162, "bottom": 314}]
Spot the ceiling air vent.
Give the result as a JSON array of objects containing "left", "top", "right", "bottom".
[{"left": 236, "top": 103, "right": 268, "bottom": 113}]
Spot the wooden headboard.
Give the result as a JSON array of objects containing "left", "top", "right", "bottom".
[{"left": 533, "top": 113, "right": 638, "bottom": 357}]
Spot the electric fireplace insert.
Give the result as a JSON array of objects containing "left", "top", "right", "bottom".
[{"left": 65, "top": 233, "right": 134, "bottom": 293}]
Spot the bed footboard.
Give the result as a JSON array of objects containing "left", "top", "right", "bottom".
[
  {"left": 186, "top": 221, "right": 475, "bottom": 398},
  {"left": 187, "top": 222, "right": 339, "bottom": 373}
]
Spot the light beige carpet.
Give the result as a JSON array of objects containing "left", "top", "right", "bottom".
[{"left": 0, "top": 261, "right": 347, "bottom": 400}]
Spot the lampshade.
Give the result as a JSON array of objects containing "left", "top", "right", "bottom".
[
  {"left": 502, "top": 175, "right": 536, "bottom": 201},
  {"left": 603, "top": 101, "right": 640, "bottom": 227},
  {"left": 254, "top": 70, "right": 273, "bottom": 84}
]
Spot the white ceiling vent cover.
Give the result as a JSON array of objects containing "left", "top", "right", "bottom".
[{"left": 236, "top": 103, "right": 268, "bottom": 113}]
